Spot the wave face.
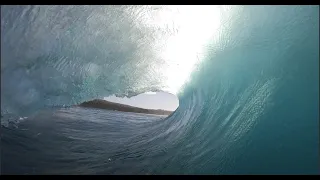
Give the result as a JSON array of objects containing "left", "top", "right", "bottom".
[{"left": 1, "top": 5, "right": 319, "bottom": 174}]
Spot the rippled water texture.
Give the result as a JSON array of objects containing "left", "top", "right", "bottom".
[{"left": 1, "top": 5, "right": 319, "bottom": 174}]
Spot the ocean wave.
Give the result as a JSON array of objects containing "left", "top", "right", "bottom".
[{"left": 1, "top": 5, "right": 319, "bottom": 174}]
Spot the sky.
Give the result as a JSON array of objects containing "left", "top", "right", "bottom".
[{"left": 104, "top": 91, "right": 179, "bottom": 111}]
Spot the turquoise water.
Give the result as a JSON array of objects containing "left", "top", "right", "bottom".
[{"left": 1, "top": 5, "right": 319, "bottom": 174}]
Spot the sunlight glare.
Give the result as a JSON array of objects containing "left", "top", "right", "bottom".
[
  {"left": 132, "top": 5, "right": 225, "bottom": 94},
  {"left": 159, "top": 6, "right": 222, "bottom": 94}
]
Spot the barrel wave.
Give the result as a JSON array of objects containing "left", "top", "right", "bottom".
[{"left": 1, "top": 5, "right": 319, "bottom": 174}]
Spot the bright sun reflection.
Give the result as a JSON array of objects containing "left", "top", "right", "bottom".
[
  {"left": 130, "top": 5, "right": 225, "bottom": 94},
  {"left": 154, "top": 6, "right": 222, "bottom": 94}
]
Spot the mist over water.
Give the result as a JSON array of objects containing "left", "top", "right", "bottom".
[{"left": 1, "top": 5, "right": 319, "bottom": 174}]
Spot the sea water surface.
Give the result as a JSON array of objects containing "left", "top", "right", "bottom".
[
  {"left": 2, "top": 108, "right": 170, "bottom": 175},
  {"left": 1, "top": 5, "right": 319, "bottom": 174}
]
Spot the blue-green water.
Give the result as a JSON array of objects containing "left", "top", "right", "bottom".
[{"left": 1, "top": 5, "right": 319, "bottom": 174}]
